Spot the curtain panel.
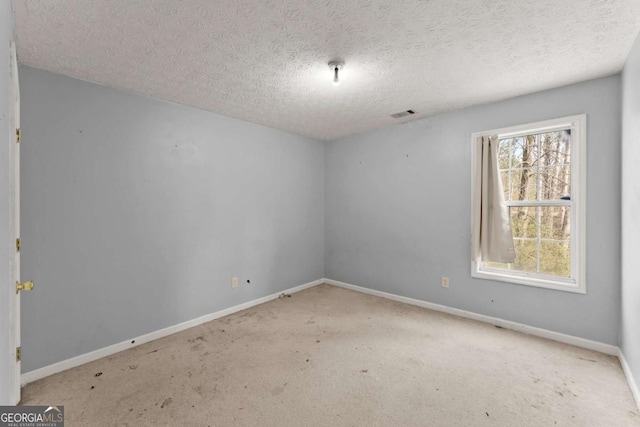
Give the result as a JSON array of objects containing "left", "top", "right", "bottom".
[{"left": 472, "top": 135, "right": 516, "bottom": 264}]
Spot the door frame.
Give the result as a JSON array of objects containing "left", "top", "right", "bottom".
[{"left": 9, "top": 40, "right": 20, "bottom": 405}]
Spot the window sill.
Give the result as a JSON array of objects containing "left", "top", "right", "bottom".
[{"left": 471, "top": 265, "right": 585, "bottom": 294}]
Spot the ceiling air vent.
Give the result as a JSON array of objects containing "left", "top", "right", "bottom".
[{"left": 390, "top": 109, "right": 416, "bottom": 119}]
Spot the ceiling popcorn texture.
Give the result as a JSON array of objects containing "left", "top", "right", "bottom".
[{"left": 12, "top": 0, "right": 640, "bottom": 141}]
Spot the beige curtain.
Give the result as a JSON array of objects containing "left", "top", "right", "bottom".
[{"left": 475, "top": 135, "right": 515, "bottom": 263}]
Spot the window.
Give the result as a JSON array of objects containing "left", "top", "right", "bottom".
[{"left": 471, "top": 115, "right": 586, "bottom": 293}]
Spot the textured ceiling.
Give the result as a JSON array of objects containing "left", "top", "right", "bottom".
[{"left": 12, "top": 0, "right": 640, "bottom": 141}]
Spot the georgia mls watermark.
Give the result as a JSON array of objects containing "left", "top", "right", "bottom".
[{"left": 0, "top": 406, "right": 64, "bottom": 427}]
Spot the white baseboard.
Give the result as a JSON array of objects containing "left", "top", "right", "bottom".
[
  {"left": 323, "top": 278, "right": 619, "bottom": 356},
  {"left": 21, "top": 279, "right": 323, "bottom": 386},
  {"left": 619, "top": 349, "right": 640, "bottom": 410}
]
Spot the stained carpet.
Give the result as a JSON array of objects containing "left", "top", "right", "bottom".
[{"left": 21, "top": 284, "right": 639, "bottom": 426}]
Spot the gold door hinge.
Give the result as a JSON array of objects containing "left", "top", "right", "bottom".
[
  {"left": 16, "top": 128, "right": 21, "bottom": 143},
  {"left": 16, "top": 280, "right": 34, "bottom": 294},
  {"left": 16, "top": 238, "right": 20, "bottom": 252},
  {"left": 16, "top": 347, "right": 21, "bottom": 362}
]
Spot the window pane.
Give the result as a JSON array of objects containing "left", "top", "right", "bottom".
[
  {"left": 510, "top": 169, "right": 537, "bottom": 201},
  {"left": 512, "top": 239, "right": 538, "bottom": 274},
  {"left": 540, "top": 207, "right": 570, "bottom": 240},
  {"left": 510, "top": 206, "right": 537, "bottom": 239},
  {"left": 539, "top": 166, "right": 570, "bottom": 201},
  {"left": 512, "top": 136, "right": 537, "bottom": 169},
  {"left": 540, "top": 241, "right": 571, "bottom": 277},
  {"left": 538, "top": 130, "right": 571, "bottom": 167},
  {"left": 499, "top": 139, "right": 511, "bottom": 169}
]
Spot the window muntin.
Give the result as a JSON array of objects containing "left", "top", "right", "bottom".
[{"left": 471, "top": 115, "right": 585, "bottom": 293}]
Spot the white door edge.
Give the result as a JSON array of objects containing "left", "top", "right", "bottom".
[{"left": 9, "top": 40, "right": 21, "bottom": 405}]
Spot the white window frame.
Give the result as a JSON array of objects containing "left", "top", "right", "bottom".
[{"left": 471, "top": 114, "right": 586, "bottom": 294}]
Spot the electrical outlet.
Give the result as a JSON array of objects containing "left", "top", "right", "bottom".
[
  {"left": 441, "top": 277, "right": 450, "bottom": 288},
  {"left": 232, "top": 277, "right": 238, "bottom": 288}
]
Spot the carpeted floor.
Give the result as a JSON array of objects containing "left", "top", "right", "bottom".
[{"left": 21, "top": 284, "right": 639, "bottom": 426}]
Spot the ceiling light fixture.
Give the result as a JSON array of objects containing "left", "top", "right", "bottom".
[{"left": 328, "top": 61, "right": 344, "bottom": 86}]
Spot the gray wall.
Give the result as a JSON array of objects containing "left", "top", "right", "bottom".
[
  {"left": 325, "top": 75, "right": 621, "bottom": 345},
  {"left": 0, "top": 1, "right": 15, "bottom": 405},
  {"left": 18, "top": 60, "right": 626, "bottom": 374},
  {"left": 20, "top": 66, "right": 325, "bottom": 372},
  {"left": 622, "top": 33, "right": 640, "bottom": 390}
]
